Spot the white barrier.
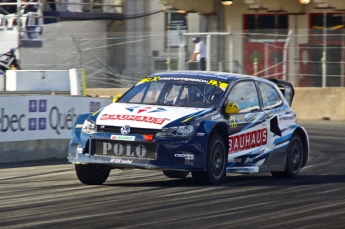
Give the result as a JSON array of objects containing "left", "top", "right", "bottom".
[
  {"left": 4, "top": 68, "right": 87, "bottom": 95},
  {"left": 0, "top": 73, "right": 3, "bottom": 91},
  {"left": 0, "top": 95, "right": 112, "bottom": 142},
  {"left": 6, "top": 70, "right": 69, "bottom": 91}
]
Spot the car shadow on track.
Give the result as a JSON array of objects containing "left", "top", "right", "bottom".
[{"left": 104, "top": 174, "right": 345, "bottom": 187}]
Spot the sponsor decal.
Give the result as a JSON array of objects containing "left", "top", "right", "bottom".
[
  {"left": 125, "top": 106, "right": 166, "bottom": 114},
  {"left": 100, "top": 114, "right": 165, "bottom": 125},
  {"left": 39, "top": 100, "right": 47, "bottom": 112},
  {"left": 111, "top": 135, "right": 135, "bottom": 141},
  {"left": 28, "top": 118, "right": 37, "bottom": 131},
  {"left": 0, "top": 100, "right": 80, "bottom": 134},
  {"left": 101, "top": 142, "right": 147, "bottom": 158},
  {"left": 120, "top": 125, "right": 131, "bottom": 135},
  {"left": 211, "top": 114, "right": 222, "bottom": 120},
  {"left": 139, "top": 76, "right": 160, "bottom": 83},
  {"left": 279, "top": 116, "right": 294, "bottom": 121},
  {"left": 138, "top": 76, "right": 229, "bottom": 90},
  {"left": 0, "top": 108, "right": 26, "bottom": 132},
  {"left": 229, "top": 116, "right": 238, "bottom": 128},
  {"left": 28, "top": 100, "right": 47, "bottom": 131},
  {"left": 244, "top": 157, "right": 254, "bottom": 163},
  {"left": 174, "top": 152, "right": 194, "bottom": 165},
  {"left": 228, "top": 128, "right": 267, "bottom": 154},
  {"left": 29, "top": 100, "right": 37, "bottom": 112},
  {"left": 159, "top": 77, "right": 208, "bottom": 83},
  {"left": 38, "top": 118, "right": 46, "bottom": 130},
  {"left": 206, "top": 80, "right": 229, "bottom": 90},
  {"left": 111, "top": 158, "right": 133, "bottom": 164},
  {"left": 1, "top": 98, "right": 106, "bottom": 139},
  {"left": 49, "top": 106, "right": 78, "bottom": 134}
]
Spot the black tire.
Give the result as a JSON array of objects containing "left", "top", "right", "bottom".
[
  {"left": 75, "top": 164, "right": 110, "bottom": 185},
  {"left": 192, "top": 133, "right": 227, "bottom": 184},
  {"left": 163, "top": 170, "right": 190, "bottom": 178},
  {"left": 271, "top": 133, "right": 304, "bottom": 178}
]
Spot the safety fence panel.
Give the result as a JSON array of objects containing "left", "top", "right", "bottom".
[{"left": 1, "top": 29, "right": 344, "bottom": 88}]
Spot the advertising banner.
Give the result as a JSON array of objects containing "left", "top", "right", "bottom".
[{"left": 0, "top": 96, "right": 112, "bottom": 142}]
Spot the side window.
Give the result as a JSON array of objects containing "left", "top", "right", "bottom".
[
  {"left": 257, "top": 81, "right": 283, "bottom": 109},
  {"left": 227, "top": 81, "right": 260, "bottom": 113}
]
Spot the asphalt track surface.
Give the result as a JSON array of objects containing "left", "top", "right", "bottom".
[{"left": 0, "top": 121, "right": 344, "bottom": 229}]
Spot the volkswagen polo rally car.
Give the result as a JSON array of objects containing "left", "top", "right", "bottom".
[{"left": 68, "top": 71, "right": 309, "bottom": 185}]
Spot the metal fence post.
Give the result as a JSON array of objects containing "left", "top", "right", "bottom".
[{"left": 206, "top": 34, "right": 211, "bottom": 71}]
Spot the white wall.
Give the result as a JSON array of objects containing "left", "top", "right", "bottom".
[
  {"left": 0, "top": 30, "right": 19, "bottom": 56},
  {"left": 6, "top": 70, "right": 70, "bottom": 91}
]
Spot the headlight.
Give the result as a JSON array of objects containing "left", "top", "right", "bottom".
[
  {"left": 82, "top": 119, "right": 97, "bottom": 134},
  {"left": 156, "top": 125, "right": 194, "bottom": 138}
]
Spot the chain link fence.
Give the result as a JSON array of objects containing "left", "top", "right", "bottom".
[
  {"left": 1, "top": 28, "right": 344, "bottom": 88},
  {"left": 236, "top": 29, "right": 345, "bottom": 87}
]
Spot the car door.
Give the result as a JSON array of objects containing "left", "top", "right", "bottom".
[
  {"left": 255, "top": 80, "right": 296, "bottom": 168},
  {"left": 256, "top": 80, "right": 295, "bottom": 128},
  {"left": 225, "top": 80, "right": 270, "bottom": 165}
]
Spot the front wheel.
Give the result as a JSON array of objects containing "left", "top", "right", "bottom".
[
  {"left": 192, "top": 134, "right": 227, "bottom": 184},
  {"left": 75, "top": 164, "right": 110, "bottom": 185},
  {"left": 271, "top": 133, "right": 304, "bottom": 178}
]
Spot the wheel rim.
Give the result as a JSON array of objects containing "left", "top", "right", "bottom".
[
  {"left": 289, "top": 138, "right": 303, "bottom": 173},
  {"left": 211, "top": 140, "right": 225, "bottom": 178},
  {"left": 94, "top": 165, "right": 109, "bottom": 178}
]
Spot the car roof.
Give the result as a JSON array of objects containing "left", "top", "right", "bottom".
[{"left": 151, "top": 71, "right": 258, "bottom": 83}]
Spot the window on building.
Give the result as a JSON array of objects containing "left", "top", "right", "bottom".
[
  {"left": 165, "top": 12, "right": 187, "bottom": 48},
  {"left": 244, "top": 14, "right": 288, "bottom": 41}
]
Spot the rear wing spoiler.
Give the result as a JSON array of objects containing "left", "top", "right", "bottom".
[{"left": 268, "top": 79, "right": 295, "bottom": 106}]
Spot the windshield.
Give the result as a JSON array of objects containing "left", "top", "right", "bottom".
[{"left": 117, "top": 77, "right": 228, "bottom": 108}]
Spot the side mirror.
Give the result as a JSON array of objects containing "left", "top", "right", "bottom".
[
  {"left": 113, "top": 94, "right": 122, "bottom": 103},
  {"left": 225, "top": 102, "right": 240, "bottom": 115}
]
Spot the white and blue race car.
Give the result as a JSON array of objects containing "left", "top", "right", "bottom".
[{"left": 68, "top": 71, "right": 309, "bottom": 185}]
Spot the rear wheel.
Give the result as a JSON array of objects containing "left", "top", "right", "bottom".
[
  {"left": 271, "top": 133, "right": 303, "bottom": 178},
  {"left": 163, "top": 170, "right": 190, "bottom": 178},
  {"left": 192, "top": 134, "right": 226, "bottom": 184},
  {"left": 75, "top": 164, "right": 110, "bottom": 185}
]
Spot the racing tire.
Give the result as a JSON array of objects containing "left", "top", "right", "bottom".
[
  {"left": 271, "top": 133, "right": 304, "bottom": 178},
  {"left": 75, "top": 164, "right": 110, "bottom": 185},
  {"left": 163, "top": 170, "right": 190, "bottom": 178},
  {"left": 192, "top": 133, "right": 226, "bottom": 184}
]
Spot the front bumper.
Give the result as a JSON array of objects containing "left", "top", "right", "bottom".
[{"left": 68, "top": 132, "right": 208, "bottom": 171}]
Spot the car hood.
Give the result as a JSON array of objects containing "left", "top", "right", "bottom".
[{"left": 95, "top": 103, "right": 211, "bottom": 129}]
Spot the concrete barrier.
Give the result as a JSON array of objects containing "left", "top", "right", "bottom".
[
  {"left": 0, "top": 139, "right": 69, "bottom": 163},
  {"left": 292, "top": 88, "right": 345, "bottom": 121},
  {"left": 87, "top": 87, "right": 345, "bottom": 121}
]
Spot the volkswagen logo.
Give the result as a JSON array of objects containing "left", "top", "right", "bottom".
[{"left": 121, "top": 125, "right": 131, "bottom": 135}]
